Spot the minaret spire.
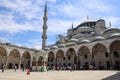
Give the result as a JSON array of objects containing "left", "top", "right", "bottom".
[
  {"left": 109, "top": 21, "right": 112, "bottom": 28},
  {"left": 87, "top": 15, "right": 89, "bottom": 20},
  {"left": 72, "top": 22, "right": 74, "bottom": 29},
  {"left": 42, "top": 0, "right": 48, "bottom": 49}
]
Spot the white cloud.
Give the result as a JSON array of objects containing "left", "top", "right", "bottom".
[
  {"left": 104, "top": 16, "right": 120, "bottom": 28},
  {"left": 80, "top": 0, "right": 116, "bottom": 13},
  {"left": 0, "top": 14, "right": 34, "bottom": 34},
  {"left": 28, "top": 39, "right": 42, "bottom": 48},
  {"left": 48, "top": 0, "right": 56, "bottom": 3},
  {"left": 47, "top": 18, "right": 81, "bottom": 35},
  {"left": 0, "top": 0, "right": 44, "bottom": 20},
  {"left": 0, "top": 37, "right": 10, "bottom": 43},
  {"left": 33, "top": 46, "right": 42, "bottom": 50}
]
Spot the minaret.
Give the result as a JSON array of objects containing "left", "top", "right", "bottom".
[
  {"left": 109, "top": 21, "right": 112, "bottom": 28},
  {"left": 42, "top": 0, "right": 48, "bottom": 49},
  {"left": 72, "top": 22, "right": 74, "bottom": 29}
]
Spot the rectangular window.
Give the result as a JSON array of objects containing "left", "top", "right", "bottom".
[
  {"left": 92, "top": 54, "right": 94, "bottom": 58},
  {"left": 114, "top": 51, "right": 119, "bottom": 58},
  {"left": 48, "top": 58, "right": 49, "bottom": 61},
  {"left": 105, "top": 52, "right": 109, "bottom": 57},
  {"left": 51, "top": 58, "right": 53, "bottom": 62},
  {"left": 68, "top": 56, "right": 71, "bottom": 60},
  {"left": 106, "top": 61, "right": 110, "bottom": 69},
  {"left": 63, "top": 57, "right": 65, "bottom": 60},
  {"left": 84, "top": 54, "right": 87, "bottom": 59}
]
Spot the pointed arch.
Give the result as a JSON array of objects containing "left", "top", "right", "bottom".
[
  {"left": 78, "top": 46, "right": 90, "bottom": 56},
  {"left": 78, "top": 46, "right": 90, "bottom": 68},
  {"left": 56, "top": 50, "right": 64, "bottom": 58},
  {"left": 48, "top": 51, "right": 55, "bottom": 67},
  {"left": 56, "top": 50, "right": 64, "bottom": 67},
  {"left": 21, "top": 51, "right": 31, "bottom": 68},
  {"left": 92, "top": 43, "right": 107, "bottom": 54},
  {"left": 66, "top": 48, "right": 76, "bottom": 66},
  {"left": 8, "top": 49, "right": 20, "bottom": 69},
  {"left": 0, "top": 46, "right": 7, "bottom": 68},
  {"left": 38, "top": 56, "right": 44, "bottom": 66},
  {"left": 92, "top": 43, "right": 108, "bottom": 69},
  {"left": 109, "top": 40, "right": 120, "bottom": 70},
  {"left": 66, "top": 48, "right": 76, "bottom": 56}
]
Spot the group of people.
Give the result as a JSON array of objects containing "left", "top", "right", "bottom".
[
  {"left": 46, "top": 65, "right": 103, "bottom": 71},
  {"left": 1, "top": 64, "right": 31, "bottom": 75},
  {"left": 1, "top": 64, "right": 18, "bottom": 72}
]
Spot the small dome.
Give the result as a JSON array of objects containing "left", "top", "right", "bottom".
[
  {"left": 105, "top": 28, "right": 119, "bottom": 31},
  {"left": 109, "top": 33, "right": 120, "bottom": 38},
  {"left": 51, "top": 46, "right": 58, "bottom": 49},
  {"left": 94, "top": 36, "right": 105, "bottom": 41},
  {"left": 103, "top": 28, "right": 120, "bottom": 35},
  {"left": 80, "top": 39, "right": 90, "bottom": 43},
  {"left": 44, "top": 47, "right": 50, "bottom": 50},
  {"left": 68, "top": 38, "right": 78, "bottom": 42},
  {"left": 58, "top": 44, "right": 65, "bottom": 47}
]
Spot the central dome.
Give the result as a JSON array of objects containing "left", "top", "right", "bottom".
[
  {"left": 78, "top": 20, "right": 96, "bottom": 27},
  {"left": 74, "top": 20, "right": 96, "bottom": 31}
]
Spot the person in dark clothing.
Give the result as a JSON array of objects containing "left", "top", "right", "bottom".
[
  {"left": 22, "top": 65, "right": 25, "bottom": 72},
  {"left": 1, "top": 64, "right": 5, "bottom": 72}
]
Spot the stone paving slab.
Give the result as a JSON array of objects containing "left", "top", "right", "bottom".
[{"left": 0, "top": 70, "right": 120, "bottom": 80}]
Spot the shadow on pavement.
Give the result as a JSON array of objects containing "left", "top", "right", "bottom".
[{"left": 102, "top": 71, "right": 120, "bottom": 80}]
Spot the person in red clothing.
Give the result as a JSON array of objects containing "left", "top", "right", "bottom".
[{"left": 27, "top": 68, "right": 30, "bottom": 75}]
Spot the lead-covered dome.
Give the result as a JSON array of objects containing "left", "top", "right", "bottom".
[
  {"left": 80, "top": 39, "right": 91, "bottom": 43},
  {"left": 109, "top": 33, "right": 120, "bottom": 38},
  {"left": 93, "top": 36, "right": 105, "bottom": 41},
  {"left": 68, "top": 38, "right": 78, "bottom": 42}
]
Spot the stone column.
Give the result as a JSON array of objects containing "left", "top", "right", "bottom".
[
  {"left": 66, "top": 56, "right": 68, "bottom": 66},
  {"left": 75, "top": 55, "right": 78, "bottom": 70},
  {"left": 35, "top": 60, "right": 38, "bottom": 71},
  {"left": 19, "top": 57, "right": 22, "bottom": 70},
  {"left": 72, "top": 55, "right": 75, "bottom": 66},
  {"left": 90, "top": 51, "right": 93, "bottom": 66},
  {"left": 53, "top": 58, "right": 56, "bottom": 66},
  {"left": 5, "top": 55, "right": 9, "bottom": 69},
  {"left": 30, "top": 59, "right": 33, "bottom": 67},
  {"left": 108, "top": 50, "right": 113, "bottom": 69},
  {"left": 61, "top": 57, "right": 63, "bottom": 67},
  {"left": 43, "top": 60, "right": 47, "bottom": 71}
]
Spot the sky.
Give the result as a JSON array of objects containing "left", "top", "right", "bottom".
[{"left": 0, "top": 0, "right": 120, "bottom": 49}]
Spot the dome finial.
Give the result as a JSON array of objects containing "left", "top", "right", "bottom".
[
  {"left": 87, "top": 15, "right": 89, "bottom": 20},
  {"left": 72, "top": 22, "right": 74, "bottom": 29},
  {"left": 99, "top": 17, "right": 101, "bottom": 19}
]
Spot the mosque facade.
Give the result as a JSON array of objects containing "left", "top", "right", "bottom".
[
  {"left": 46, "top": 19, "right": 120, "bottom": 70},
  {"left": 0, "top": 2, "right": 120, "bottom": 70}
]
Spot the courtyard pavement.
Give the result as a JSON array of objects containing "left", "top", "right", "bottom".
[{"left": 0, "top": 70, "right": 120, "bottom": 80}]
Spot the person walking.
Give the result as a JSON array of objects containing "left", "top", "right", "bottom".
[
  {"left": 14, "top": 65, "right": 17, "bottom": 72},
  {"left": 27, "top": 68, "right": 30, "bottom": 75},
  {"left": 22, "top": 65, "right": 25, "bottom": 72},
  {"left": 1, "top": 64, "right": 5, "bottom": 72}
]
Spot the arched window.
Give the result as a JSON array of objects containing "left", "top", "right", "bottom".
[
  {"left": 114, "top": 51, "right": 119, "bottom": 58},
  {"left": 84, "top": 54, "right": 87, "bottom": 59}
]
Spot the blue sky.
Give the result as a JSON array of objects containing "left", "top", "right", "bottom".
[{"left": 0, "top": 0, "right": 120, "bottom": 49}]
